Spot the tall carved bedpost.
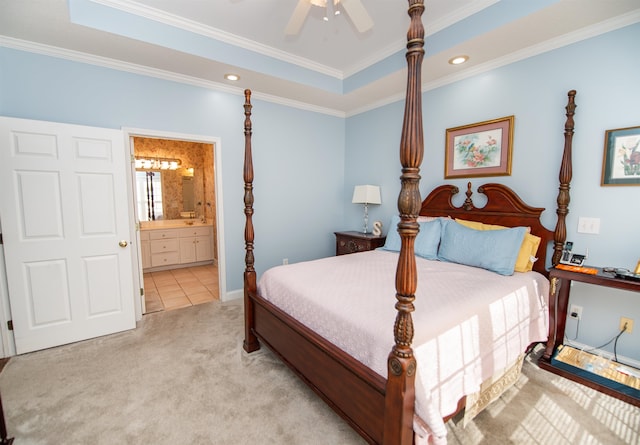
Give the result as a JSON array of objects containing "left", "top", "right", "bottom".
[
  {"left": 243, "top": 89, "right": 259, "bottom": 353},
  {"left": 384, "top": 1, "right": 424, "bottom": 444},
  {"left": 552, "top": 90, "right": 576, "bottom": 266}
]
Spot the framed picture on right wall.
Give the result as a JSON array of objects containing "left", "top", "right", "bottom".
[{"left": 601, "top": 125, "right": 640, "bottom": 186}]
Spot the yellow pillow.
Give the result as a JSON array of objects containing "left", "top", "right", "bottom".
[
  {"left": 455, "top": 219, "right": 541, "bottom": 272},
  {"left": 455, "top": 219, "right": 484, "bottom": 230}
]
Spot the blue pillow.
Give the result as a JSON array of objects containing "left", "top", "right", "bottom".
[
  {"left": 380, "top": 215, "right": 402, "bottom": 252},
  {"left": 415, "top": 218, "right": 441, "bottom": 260},
  {"left": 437, "top": 220, "right": 526, "bottom": 275},
  {"left": 380, "top": 215, "right": 441, "bottom": 260}
]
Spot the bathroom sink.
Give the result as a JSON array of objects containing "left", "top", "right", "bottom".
[{"left": 140, "top": 219, "right": 210, "bottom": 230}]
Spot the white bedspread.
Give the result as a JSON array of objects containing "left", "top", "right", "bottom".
[{"left": 257, "top": 249, "right": 548, "bottom": 444}]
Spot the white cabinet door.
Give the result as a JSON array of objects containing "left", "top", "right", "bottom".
[
  {"left": 0, "top": 117, "right": 136, "bottom": 354},
  {"left": 179, "top": 237, "right": 197, "bottom": 263},
  {"left": 178, "top": 227, "right": 212, "bottom": 263},
  {"left": 195, "top": 234, "right": 214, "bottom": 261}
]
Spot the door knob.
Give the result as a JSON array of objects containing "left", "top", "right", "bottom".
[{"left": 119, "top": 240, "right": 128, "bottom": 248}]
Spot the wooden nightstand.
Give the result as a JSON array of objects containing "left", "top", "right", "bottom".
[
  {"left": 334, "top": 231, "right": 386, "bottom": 256},
  {"left": 539, "top": 266, "right": 640, "bottom": 407}
]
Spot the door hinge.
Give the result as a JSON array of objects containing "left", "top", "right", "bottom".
[
  {"left": 7, "top": 320, "right": 13, "bottom": 331},
  {"left": 140, "top": 288, "right": 144, "bottom": 296}
]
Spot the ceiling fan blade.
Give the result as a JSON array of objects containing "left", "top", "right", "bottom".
[
  {"left": 285, "top": 0, "right": 313, "bottom": 35},
  {"left": 340, "top": 0, "right": 374, "bottom": 33}
]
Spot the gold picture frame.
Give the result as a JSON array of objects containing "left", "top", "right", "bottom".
[{"left": 445, "top": 116, "right": 514, "bottom": 179}]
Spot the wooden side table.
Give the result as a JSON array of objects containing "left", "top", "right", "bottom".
[
  {"left": 334, "top": 231, "right": 386, "bottom": 256},
  {"left": 539, "top": 266, "right": 640, "bottom": 407}
]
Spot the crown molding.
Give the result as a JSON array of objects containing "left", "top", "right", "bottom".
[
  {"left": 93, "top": 0, "right": 501, "bottom": 83},
  {"left": 342, "top": 0, "right": 499, "bottom": 78},
  {"left": 423, "top": 8, "right": 640, "bottom": 92},
  {"left": 347, "top": 10, "right": 640, "bottom": 117},
  {"left": 91, "top": 0, "right": 344, "bottom": 80},
  {"left": 2, "top": 9, "right": 637, "bottom": 119},
  {"left": 342, "top": 40, "right": 405, "bottom": 79},
  {"left": 0, "top": 36, "right": 345, "bottom": 118},
  {"left": 428, "top": 0, "right": 500, "bottom": 35}
]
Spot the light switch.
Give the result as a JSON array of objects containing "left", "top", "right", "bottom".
[{"left": 577, "top": 217, "right": 600, "bottom": 234}]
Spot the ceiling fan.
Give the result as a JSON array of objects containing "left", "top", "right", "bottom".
[{"left": 285, "top": 0, "right": 374, "bottom": 35}]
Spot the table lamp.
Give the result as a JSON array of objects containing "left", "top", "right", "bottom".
[{"left": 352, "top": 185, "right": 381, "bottom": 234}]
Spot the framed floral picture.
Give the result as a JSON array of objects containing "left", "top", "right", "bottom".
[
  {"left": 601, "top": 125, "right": 640, "bottom": 186},
  {"left": 445, "top": 116, "right": 514, "bottom": 179}
]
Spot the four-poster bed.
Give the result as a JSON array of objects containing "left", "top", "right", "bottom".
[{"left": 242, "top": 1, "right": 576, "bottom": 444}]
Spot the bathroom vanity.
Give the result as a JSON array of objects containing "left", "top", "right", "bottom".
[{"left": 140, "top": 220, "right": 214, "bottom": 271}]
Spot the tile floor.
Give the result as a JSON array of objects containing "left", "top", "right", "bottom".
[{"left": 143, "top": 264, "right": 219, "bottom": 313}]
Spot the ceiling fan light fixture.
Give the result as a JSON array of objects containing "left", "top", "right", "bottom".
[
  {"left": 449, "top": 55, "right": 469, "bottom": 65},
  {"left": 286, "top": 0, "right": 371, "bottom": 35}
]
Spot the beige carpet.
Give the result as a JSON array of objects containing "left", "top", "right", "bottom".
[{"left": 0, "top": 299, "right": 638, "bottom": 444}]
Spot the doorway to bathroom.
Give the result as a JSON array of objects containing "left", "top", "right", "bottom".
[
  {"left": 142, "top": 264, "right": 218, "bottom": 312},
  {"left": 126, "top": 130, "right": 225, "bottom": 315}
]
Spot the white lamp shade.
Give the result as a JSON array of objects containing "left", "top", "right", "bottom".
[{"left": 352, "top": 185, "right": 381, "bottom": 204}]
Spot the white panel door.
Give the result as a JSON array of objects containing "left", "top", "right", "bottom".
[{"left": 0, "top": 117, "right": 136, "bottom": 354}]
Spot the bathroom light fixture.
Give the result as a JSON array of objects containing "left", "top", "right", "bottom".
[
  {"left": 448, "top": 55, "right": 469, "bottom": 65},
  {"left": 135, "top": 157, "right": 181, "bottom": 170},
  {"left": 224, "top": 74, "right": 240, "bottom": 81},
  {"left": 352, "top": 185, "right": 381, "bottom": 234}
]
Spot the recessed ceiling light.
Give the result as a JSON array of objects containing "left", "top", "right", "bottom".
[
  {"left": 224, "top": 74, "right": 240, "bottom": 81},
  {"left": 448, "top": 55, "right": 469, "bottom": 65}
]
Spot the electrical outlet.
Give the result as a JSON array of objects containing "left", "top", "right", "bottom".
[
  {"left": 282, "top": 258, "right": 288, "bottom": 265},
  {"left": 620, "top": 317, "right": 634, "bottom": 334},
  {"left": 570, "top": 304, "right": 583, "bottom": 320}
]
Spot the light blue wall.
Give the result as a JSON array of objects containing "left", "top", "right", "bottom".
[
  {"left": 346, "top": 23, "right": 640, "bottom": 362},
  {"left": 0, "top": 47, "right": 345, "bottom": 292},
  {"left": 250, "top": 101, "right": 346, "bottom": 271},
  {"left": 1, "top": 22, "right": 638, "bottom": 362}
]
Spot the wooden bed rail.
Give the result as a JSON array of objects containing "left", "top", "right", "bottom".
[{"left": 384, "top": 1, "right": 425, "bottom": 443}]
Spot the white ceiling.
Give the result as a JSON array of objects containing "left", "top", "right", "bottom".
[{"left": 1, "top": 0, "right": 639, "bottom": 116}]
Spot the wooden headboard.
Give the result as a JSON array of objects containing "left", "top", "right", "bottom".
[
  {"left": 418, "top": 89, "right": 577, "bottom": 277},
  {"left": 419, "top": 182, "right": 554, "bottom": 276}
]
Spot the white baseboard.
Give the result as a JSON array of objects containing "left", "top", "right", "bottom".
[{"left": 222, "top": 288, "right": 243, "bottom": 302}]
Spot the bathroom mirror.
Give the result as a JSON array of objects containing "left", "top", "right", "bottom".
[
  {"left": 133, "top": 136, "right": 210, "bottom": 221},
  {"left": 135, "top": 171, "right": 163, "bottom": 221},
  {"left": 135, "top": 168, "right": 202, "bottom": 221},
  {"left": 182, "top": 176, "right": 195, "bottom": 212}
]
